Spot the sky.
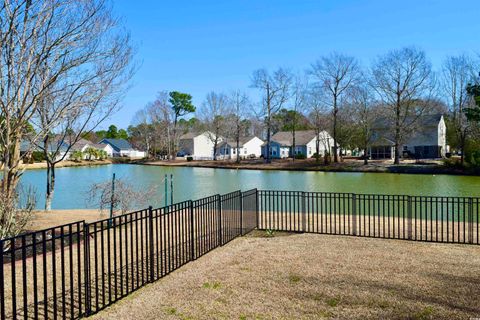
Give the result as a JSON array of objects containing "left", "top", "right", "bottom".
[{"left": 107, "top": 0, "right": 480, "bottom": 130}]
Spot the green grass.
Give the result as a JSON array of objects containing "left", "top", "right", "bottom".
[{"left": 202, "top": 281, "right": 222, "bottom": 289}]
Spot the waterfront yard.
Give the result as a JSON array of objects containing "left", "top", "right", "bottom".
[{"left": 92, "top": 231, "right": 480, "bottom": 320}]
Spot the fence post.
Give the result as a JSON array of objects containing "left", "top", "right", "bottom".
[
  {"left": 407, "top": 196, "right": 413, "bottom": 240},
  {"left": 148, "top": 206, "right": 154, "bottom": 282},
  {"left": 190, "top": 200, "right": 195, "bottom": 260},
  {"left": 302, "top": 192, "right": 307, "bottom": 232},
  {"left": 352, "top": 194, "right": 357, "bottom": 236},
  {"left": 468, "top": 198, "right": 474, "bottom": 244},
  {"left": 255, "top": 189, "right": 260, "bottom": 230},
  {"left": 217, "top": 194, "right": 223, "bottom": 246},
  {"left": 83, "top": 222, "right": 91, "bottom": 316},
  {"left": 240, "top": 192, "right": 244, "bottom": 236}
]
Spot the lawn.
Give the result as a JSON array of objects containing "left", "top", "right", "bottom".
[{"left": 91, "top": 231, "right": 480, "bottom": 319}]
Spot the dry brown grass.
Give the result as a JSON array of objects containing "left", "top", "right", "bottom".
[
  {"left": 27, "top": 209, "right": 106, "bottom": 231},
  {"left": 91, "top": 232, "right": 480, "bottom": 320}
]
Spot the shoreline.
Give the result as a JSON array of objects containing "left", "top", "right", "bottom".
[
  {"left": 18, "top": 159, "right": 113, "bottom": 170},
  {"left": 138, "top": 159, "right": 479, "bottom": 176}
]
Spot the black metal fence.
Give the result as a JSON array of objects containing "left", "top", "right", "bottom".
[
  {"left": 0, "top": 189, "right": 257, "bottom": 320},
  {"left": 3, "top": 189, "right": 479, "bottom": 320},
  {"left": 258, "top": 190, "right": 480, "bottom": 244}
]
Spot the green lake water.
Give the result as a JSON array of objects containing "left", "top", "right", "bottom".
[{"left": 18, "top": 164, "right": 480, "bottom": 209}]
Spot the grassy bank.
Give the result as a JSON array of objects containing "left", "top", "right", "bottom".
[
  {"left": 141, "top": 158, "right": 480, "bottom": 176},
  {"left": 92, "top": 231, "right": 480, "bottom": 319}
]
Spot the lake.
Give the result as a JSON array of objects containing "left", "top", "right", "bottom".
[{"left": 19, "top": 164, "right": 480, "bottom": 209}]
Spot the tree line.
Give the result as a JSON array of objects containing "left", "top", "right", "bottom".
[{"left": 127, "top": 47, "right": 480, "bottom": 166}]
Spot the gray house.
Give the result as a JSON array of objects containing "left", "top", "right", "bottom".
[
  {"left": 369, "top": 114, "right": 447, "bottom": 160},
  {"left": 261, "top": 130, "right": 335, "bottom": 159}
]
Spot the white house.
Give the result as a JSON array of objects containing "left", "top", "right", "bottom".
[
  {"left": 216, "top": 136, "right": 264, "bottom": 159},
  {"left": 368, "top": 114, "right": 448, "bottom": 160},
  {"left": 69, "top": 138, "right": 113, "bottom": 159},
  {"left": 100, "top": 138, "right": 146, "bottom": 158},
  {"left": 261, "top": 130, "right": 335, "bottom": 159},
  {"left": 178, "top": 131, "right": 222, "bottom": 160}
]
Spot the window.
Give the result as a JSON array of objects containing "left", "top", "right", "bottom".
[
  {"left": 244, "top": 149, "right": 247, "bottom": 154},
  {"left": 233, "top": 149, "right": 236, "bottom": 154},
  {"left": 308, "top": 147, "right": 312, "bottom": 155}
]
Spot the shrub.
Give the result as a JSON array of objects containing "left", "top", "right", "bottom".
[
  {"left": 294, "top": 153, "right": 306, "bottom": 159},
  {"left": 0, "top": 186, "right": 36, "bottom": 240},
  {"left": 467, "top": 150, "right": 480, "bottom": 167},
  {"left": 31, "top": 151, "right": 45, "bottom": 162},
  {"left": 186, "top": 156, "right": 193, "bottom": 162},
  {"left": 71, "top": 150, "right": 84, "bottom": 162},
  {"left": 98, "top": 150, "right": 108, "bottom": 160}
]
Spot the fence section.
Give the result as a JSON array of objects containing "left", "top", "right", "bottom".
[
  {"left": 258, "top": 190, "right": 480, "bottom": 245},
  {"left": 0, "top": 221, "right": 85, "bottom": 320},
  {"left": 0, "top": 189, "right": 257, "bottom": 320}
]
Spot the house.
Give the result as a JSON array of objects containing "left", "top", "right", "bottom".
[
  {"left": 20, "top": 140, "right": 70, "bottom": 162},
  {"left": 261, "top": 130, "right": 336, "bottom": 159},
  {"left": 178, "top": 131, "right": 222, "bottom": 160},
  {"left": 100, "top": 138, "right": 146, "bottom": 158},
  {"left": 368, "top": 114, "right": 447, "bottom": 160},
  {"left": 216, "top": 136, "right": 264, "bottom": 159}
]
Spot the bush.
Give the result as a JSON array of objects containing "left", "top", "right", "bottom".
[
  {"left": 294, "top": 154, "right": 306, "bottom": 159},
  {"left": 186, "top": 156, "right": 193, "bottom": 162},
  {"left": 71, "top": 150, "right": 84, "bottom": 162},
  {"left": 467, "top": 150, "right": 480, "bottom": 167},
  {"left": 31, "top": 151, "right": 45, "bottom": 162},
  {"left": 442, "top": 157, "right": 464, "bottom": 169}
]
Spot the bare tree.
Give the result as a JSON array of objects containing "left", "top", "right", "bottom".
[
  {"left": 251, "top": 68, "right": 292, "bottom": 163},
  {"left": 29, "top": 2, "right": 134, "bottom": 211},
  {"left": 290, "top": 75, "right": 307, "bottom": 161},
  {"left": 0, "top": 0, "right": 133, "bottom": 204},
  {"left": 309, "top": 53, "right": 361, "bottom": 162},
  {"left": 228, "top": 90, "right": 250, "bottom": 163},
  {"left": 200, "top": 92, "right": 229, "bottom": 160},
  {"left": 147, "top": 91, "right": 175, "bottom": 158},
  {"left": 87, "top": 178, "right": 157, "bottom": 215},
  {"left": 130, "top": 108, "right": 154, "bottom": 156},
  {"left": 441, "top": 54, "right": 478, "bottom": 164},
  {"left": 348, "top": 83, "right": 377, "bottom": 164},
  {"left": 370, "top": 47, "right": 435, "bottom": 164},
  {"left": 306, "top": 90, "right": 331, "bottom": 164}
]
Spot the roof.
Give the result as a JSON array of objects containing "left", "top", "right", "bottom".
[
  {"left": 179, "top": 131, "right": 220, "bottom": 140},
  {"left": 100, "top": 138, "right": 133, "bottom": 150},
  {"left": 91, "top": 143, "right": 108, "bottom": 149},
  {"left": 70, "top": 138, "right": 93, "bottom": 151},
  {"left": 270, "top": 130, "right": 317, "bottom": 146},
  {"left": 218, "top": 136, "right": 260, "bottom": 148},
  {"left": 372, "top": 113, "right": 444, "bottom": 145},
  {"left": 20, "top": 140, "right": 69, "bottom": 153},
  {"left": 179, "top": 132, "right": 197, "bottom": 140},
  {"left": 373, "top": 113, "right": 443, "bottom": 130}
]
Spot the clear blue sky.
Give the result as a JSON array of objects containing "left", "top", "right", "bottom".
[{"left": 108, "top": 0, "right": 480, "bottom": 129}]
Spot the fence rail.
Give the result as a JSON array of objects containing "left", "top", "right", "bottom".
[
  {"left": 258, "top": 190, "right": 480, "bottom": 244},
  {"left": 0, "top": 189, "right": 257, "bottom": 320},
  {"left": 2, "top": 188, "right": 479, "bottom": 320}
]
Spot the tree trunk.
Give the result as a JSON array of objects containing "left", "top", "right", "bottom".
[
  {"left": 363, "top": 145, "right": 368, "bottom": 165},
  {"left": 394, "top": 100, "right": 401, "bottom": 165},
  {"left": 45, "top": 162, "right": 56, "bottom": 211},
  {"left": 265, "top": 85, "right": 272, "bottom": 164},
  {"left": 315, "top": 131, "right": 320, "bottom": 164},
  {"left": 236, "top": 133, "right": 240, "bottom": 164},
  {"left": 333, "top": 94, "right": 338, "bottom": 163},
  {"left": 460, "top": 131, "right": 466, "bottom": 166},
  {"left": 172, "top": 117, "right": 178, "bottom": 160},
  {"left": 213, "top": 137, "right": 218, "bottom": 161}
]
